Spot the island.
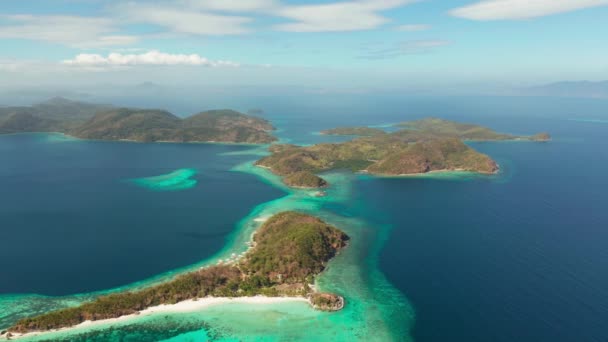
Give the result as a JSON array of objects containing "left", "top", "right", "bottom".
[
  {"left": 320, "top": 127, "right": 386, "bottom": 137},
  {"left": 283, "top": 171, "right": 329, "bottom": 188},
  {"left": 257, "top": 118, "right": 550, "bottom": 187},
  {"left": 6, "top": 212, "right": 348, "bottom": 336},
  {"left": 0, "top": 97, "right": 277, "bottom": 144},
  {"left": 396, "top": 118, "right": 551, "bottom": 141},
  {"left": 71, "top": 108, "right": 276, "bottom": 143},
  {"left": 0, "top": 97, "right": 111, "bottom": 133}
]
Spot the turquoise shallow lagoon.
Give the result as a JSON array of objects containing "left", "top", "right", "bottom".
[
  {"left": 129, "top": 168, "right": 198, "bottom": 191},
  {"left": 0, "top": 144, "right": 415, "bottom": 341}
]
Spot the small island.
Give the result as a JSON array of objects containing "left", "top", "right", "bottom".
[
  {"left": 396, "top": 118, "right": 551, "bottom": 141},
  {"left": 71, "top": 108, "right": 276, "bottom": 143},
  {"left": 320, "top": 127, "right": 386, "bottom": 137},
  {"left": 7, "top": 212, "right": 348, "bottom": 335},
  {"left": 257, "top": 118, "right": 550, "bottom": 187},
  {"left": 0, "top": 98, "right": 277, "bottom": 144},
  {"left": 283, "top": 171, "right": 329, "bottom": 188}
]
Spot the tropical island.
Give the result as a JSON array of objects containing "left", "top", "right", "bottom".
[
  {"left": 395, "top": 118, "right": 551, "bottom": 141},
  {"left": 5, "top": 212, "right": 348, "bottom": 336},
  {"left": 283, "top": 171, "right": 329, "bottom": 188},
  {"left": 320, "top": 127, "right": 386, "bottom": 137},
  {"left": 257, "top": 118, "right": 550, "bottom": 188},
  {"left": 0, "top": 97, "right": 276, "bottom": 144}
]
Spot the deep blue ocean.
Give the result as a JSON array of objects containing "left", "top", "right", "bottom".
[
  {"left": 1, "top": 95, "right": 607, "bottom": 341},
  {"left": 0, "top": 137, "right": 283, "bottom": 295}
]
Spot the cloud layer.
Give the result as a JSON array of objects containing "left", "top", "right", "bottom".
[
  {"left": 450, "top": 0, "right": 608, "bottom": 20},
  {"left": 114, "top": 3, "right": 253, "bottom": 35},
  {"left": 395, "top": 24, "right": 431, "bottom": 32},
  {"left": 0, "top": 0, "right": 420, "bottom": 48},
  {"left": 63, "top": 51, "right": 239, "bottom": 67},
  {"left": 0, "top": 15, "right": 138, "bottom": 48},
  {"left": 274, "top": 0, "right": 416, "bottom": 32}
]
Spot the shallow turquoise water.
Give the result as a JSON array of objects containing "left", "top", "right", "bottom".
[
  {"left": 3, "top": 95, "right": 607, "bottom": 342},
  {"left": 129, "top": 168, "right": 198, "bottom": 191},
  {"left": 2, "top": 158, "right": 415, "bottom": 342}
]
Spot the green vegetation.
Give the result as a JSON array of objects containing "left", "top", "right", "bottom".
[
  {"left": 9, "top": 212, "right": 348, "bottom": 334},
  {"left": 283, "top": 171, "right": 329, "bottom": 188},
  {"left": 71, "top": 108, "right": 276, "bottom": 143},
  {"left": 257, "top": 117, "right": 551, "bottom": 186},
  {"left": 0, "top": 98, "right": 277, "bottom": 144},
  {"left": 320, "top": 127, "right": 386, "bottom": 137},
  {"left": 396, "top": 118, "right": 548, "bottom": 141},
  {"left": 310, "top": 293, "right": 344, "bottom": 311},
  {"left": 0, "top": 97, "right": 111, "bottom": 134},
  {"left": 257, "top": 136, "right": 497, "bottom": 180},
  {"left": 366, "top": 138, "right": 498, "bottom": 175},
  {"left": 243, "top": 212, "right": 347, "bottom": 284}
]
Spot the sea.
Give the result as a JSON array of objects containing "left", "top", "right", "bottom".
[{"left": 0, "top": 95, "right": 607, "bottom": 341}]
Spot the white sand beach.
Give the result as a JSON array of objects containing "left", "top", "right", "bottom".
[{"left": 3, "top": 296, "right": 310, "bottom": 340}]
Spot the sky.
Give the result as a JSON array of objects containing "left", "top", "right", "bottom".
[{"left": 1, "top": 0, "right": 607, "bottom": 92}]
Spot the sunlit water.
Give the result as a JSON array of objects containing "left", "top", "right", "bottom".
[{"left": 1, "top": 95, "right": 608, "bottom": 341}]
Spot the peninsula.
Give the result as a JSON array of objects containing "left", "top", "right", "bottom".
[
  {"left": 7, "top": 212, "right": 348, "bottom": 335},
  {"left": 0, "top": 98, "right": 276, "bottom": 144},
  {"left": 257, "top": 118, "right": 550, "bottom": 187}
]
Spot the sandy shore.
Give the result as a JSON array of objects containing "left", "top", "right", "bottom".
[{"left": 3, "top": 296, "right": 310, "bottom": 340}]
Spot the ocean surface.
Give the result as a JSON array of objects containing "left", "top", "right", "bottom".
[
  {"left": 0, "top": 137, "right": 283, "bottom": 295},
  {"left": 1, "top": 95, "right": 607, "bottom": 341}
]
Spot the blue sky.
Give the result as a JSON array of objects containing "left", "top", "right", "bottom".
[{"left": 1, "top": 0, "right": 607, "bottom": 90}]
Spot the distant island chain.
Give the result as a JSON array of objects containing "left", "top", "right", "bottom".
[{"left": 0, "top": 98, "right": 550, "bottom": 339}]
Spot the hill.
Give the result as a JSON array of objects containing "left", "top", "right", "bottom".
[
  {"left": 8, "top": 212, "right": 348, "bottom": 334},
  {"left": 0, "top": 97, "right": 111, "bottom": 133},
  {"left": 525, "top": 80, "right": 608, "bottom": 99},
  {"left": 395, "top": 118, "right": 549, "bottom": 141},
  {"left": 283, "top": 171, "right": 329, "bottom": 188},
  {"left": 71, "top": 109, "right": 276, "bottom": 143},
  {"left": 320, "top": 127, "right": 386, "bottom": 137},
  {"left": 256, "top": 117, "right": 551, "bottom": 187},
  {"left": 0, "top": 98, "right": 277, "bottom": 144}
]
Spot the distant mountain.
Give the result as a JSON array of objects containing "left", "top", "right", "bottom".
[
  {"left": 526, "top": 81, "right": 608, "bottom": 99},
  {"left": 69, "top": 108, "right": 276, "bottom": 144},
  {"left": 0, "top": 98, "right": 276, "bottom": 143},
  {"left": 257, "top": 118, "right": 551, "bottom": 188},
  {"left": 0, "top": 97, "right": 112, "bottom": 134}
]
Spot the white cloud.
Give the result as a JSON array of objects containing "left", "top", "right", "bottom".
[
  {"left": 0, "top": 0, "right": 422, "bottom": 52},
  {"left": 396, "top": 24, "right": 431, "bottom": 32},
  {"left": 114, "top": 3, "right": 253, "bottom": 35},
  {"left": 273, "top": 0, "right": 417, "bottom": 32},
  {"left": 0, "top": 15, "right": 138, "bottom": 47},
  {"left": 63, "top": 51, "right": 240, "bottom": 67},
  {"left": 450, "top": 0, "right": 608, "bottom": 20},
  {"left": 114, "top": 0, "right": 418, "bottom": 34},
  {"left": 184, "top": 0, "right": 279, "bottom": 12}
]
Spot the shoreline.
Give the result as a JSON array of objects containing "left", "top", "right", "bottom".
[
  {"left": 381, "top": 169, "right": 498, "bottom": 177},
  {"left": 358, "top": 167, "right": 500, "bottom": 178},
  {"left": 0, "top": 132, "right": 273, "bottom": 146},
  {"left": 2, "top": 209, "right": 348, "bottom": 339},
  {"left": 2, "top": 296, "right": 310, "bottom": 340}
]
